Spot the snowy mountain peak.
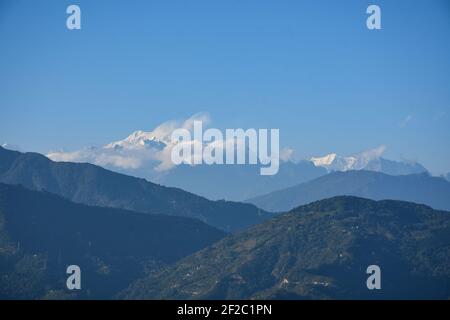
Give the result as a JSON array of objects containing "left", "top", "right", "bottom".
[
  {"left": 124, "top": 130, "right": 156, "bottom": 145},
  {"left": 105, "top": 130, "right": 167, "bottom": 150},
  {"left": 310, "top": 145, "right": 427, "bottom": 176},
  {"left": 311, "top": 146, "right": 387, "bottom": 172},
  {"left": 311, "top": 153, "right": 337, "bottom": 166}
]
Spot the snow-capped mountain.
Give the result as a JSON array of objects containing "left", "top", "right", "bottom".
[
  {"left": 47, "top": 115, "right": 208, "bottom": 179},
  {"left": 105, "top": 130, "right": 167, "bottom": 151},
  {"left": 310, "top": 146, "right": 428, "bottom": 176},
  {"left": 46, "top": 115, "right": 430, "bottom": 201},
  {"left": 47, "top": 129, "right": 167, "bottom": 175},
  {"left": 311, "top": 146, "right": 385, "bottom": 171},
  {"left": 1, "top": 143, "right": 21, "bottom": 152}
]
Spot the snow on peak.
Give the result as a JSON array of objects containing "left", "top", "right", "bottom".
[
  {"left": 311, "top": 146, "right": 387, "bottom": 172},
  {"left": 105, "top": 130, "right": 166, "bottom": 150},
  {"left": 1, "top": 143, "right": 21, "bottom": 151},
  {"left": 124, "top": 130, "right": 157, "bottom": 145},
  {"left": 311, "top": 153, "right": 337, "bottom": 166}
]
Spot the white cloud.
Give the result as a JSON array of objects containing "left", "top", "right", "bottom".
[
  {"left": 46, "top": 113, "right": 212, "bottom": 173},
  {"left": 357, "top": 144, "right": 386, "bottom": 161},
  {"left": 280, "top": 147, "right": 294, "bottom": 162},
  {"left": 399, "top": 115, "right": 413, "bottom": 128},
  {"left": 47, "top": 147, "right": 152, "bottom": 170},
  {"left": 47, "top": 112, "right": 286, "bottom": 176}
]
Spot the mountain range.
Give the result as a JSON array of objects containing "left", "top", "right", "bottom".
[
  {"left": 0, "top": 183, "right": 225, "bottom": 299},
  {"left": 0, "top": 146, "right": 271, "bottom": 232},
  {"left": 1, "top": 145, "right": 449, "bottom": 300},
  {"left": 248, "top": 170, "right": 450, "bottom": 212},
  {"left": 124, "top": 197, "right": 450, "bottom": 300},
  {"left": 155, "top": 160, "right": 327, "bottom": 201},
  {"left": 155, "top": 150, "right": 428, "bottom": 200},
  {"left": 46, "top": 129, "right": 429, "bottom": 201},
  {"left": 310, "top": 146, "right": 428, "bottom": 175}
]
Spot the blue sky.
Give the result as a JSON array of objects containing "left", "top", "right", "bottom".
[{"left": 0, "top": 0, "right": 449, "bottom": 174}]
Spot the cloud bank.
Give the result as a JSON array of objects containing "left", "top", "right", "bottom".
[
  {"left": 47, "top": 113, "right": 291, "bottom": 175},
  {"left": 47, "top": 113, "right": 209, "bottom": 172}
]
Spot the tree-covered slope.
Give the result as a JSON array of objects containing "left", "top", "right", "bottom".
[
  {"left": 0, "top": 183, "right": 225, "bottom": 299},
  {"left": 124, "top": 196, "right": 450, "bottom": 300},
  {"left": 0, "top": 146, "right": 271, "bottom": 232},
  {"left": 248, "top": 170, "right": 450, "bottom": 212}
]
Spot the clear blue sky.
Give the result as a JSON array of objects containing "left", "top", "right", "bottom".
[{"left": 0, "top": 0, "right": 449, "bottom": 174}]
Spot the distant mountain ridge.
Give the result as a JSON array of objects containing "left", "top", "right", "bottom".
[
  {"left": 0, "top": 146, "right": 271, "bottom": 232},
  {"left": 155, "top": 160, "right": 327, "bottom": 201},
  {"left": 0, "top": 183, "right": 225, "bottom": 299},
  {"left": 48, "top": 130, "right": 329, "bottom": 201},
  {"left": 124, "top": 196, "right": 450, "bottom": 300},
  {"left": 247, "top": 170, "right": 450, "bottom": 212},
  {"left": 310, "top": 146, "right": 427, "bottom": 175},
  {"left": 46, "top": 129, "right": 429, "bottom": 201}
]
